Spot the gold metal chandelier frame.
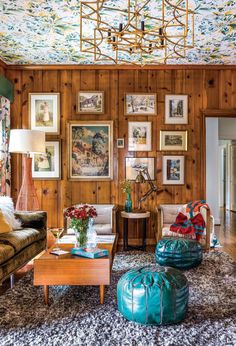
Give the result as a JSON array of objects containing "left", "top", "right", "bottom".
[{"left": 80, "top": 0, "right": 195, "bottom": 65}]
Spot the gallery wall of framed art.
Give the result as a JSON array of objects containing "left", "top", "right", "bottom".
[{"left": 7, "top": 66, "right": 222, "bottom": 242}]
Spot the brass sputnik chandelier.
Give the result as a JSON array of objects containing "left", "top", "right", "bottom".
[{"left": 80, "top": 0, "right": 195, "bottom": 65}]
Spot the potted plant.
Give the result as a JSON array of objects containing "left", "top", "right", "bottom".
[
  {"left": 64, "top": 205, "right": 97, "bottom": 247},
  {"left": 120, "top": 180, "right": 133, "bottom": 212}
]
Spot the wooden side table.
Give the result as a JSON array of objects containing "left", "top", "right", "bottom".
[{"left": 121, "top": 211, "right": 150, "bottom": 251}]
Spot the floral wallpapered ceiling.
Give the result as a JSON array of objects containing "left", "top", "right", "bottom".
[{"left": 0, "top": 0, "right": 235, "bottom": 65}]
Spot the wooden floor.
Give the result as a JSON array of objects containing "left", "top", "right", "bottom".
[{"left": 0, "top": 209, "right": 235, "bottom": 294}]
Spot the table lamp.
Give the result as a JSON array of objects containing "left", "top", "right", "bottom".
[{"left": 9, "top": 129, "right": 45, "bottom": 211}]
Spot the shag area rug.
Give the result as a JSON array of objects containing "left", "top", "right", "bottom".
[{"left": 0, "top": 251, "right": 235, "bottom": 346}]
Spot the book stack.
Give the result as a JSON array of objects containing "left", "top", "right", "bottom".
[{"left": 71, "top": 247, "right": 109, "bottom": 259}]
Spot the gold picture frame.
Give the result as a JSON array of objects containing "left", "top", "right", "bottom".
[
  {"left": 68, "top": 120, "right": 113, "bottom": 181},
  {"left": 77, "top": 91, "right": 104, "bottom": 114},
  {"left": 160, "top": 130, "right": 188, "bottom": 151},
  {"left": 125, "top": 93, "right": 157, "bottom": 116}
]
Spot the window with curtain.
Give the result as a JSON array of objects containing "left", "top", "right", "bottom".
[{"left": 0, "top": 96, "right": 11, "bottom": 196}]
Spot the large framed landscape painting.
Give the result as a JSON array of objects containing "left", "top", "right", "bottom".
[
  {"left": 165, "top": 95, "right": 188, "bottom": 124},
  {"left": 29, "top": 93, "right": 60, "bottom": 134},
  {"left": 163, "top": 155, "right": 185, "bottom": 185},
  {"left": 68, "top": 121, "right": 113, "bottom": 180},
  {"left": 77, "top": 91, "right": 104, "bottom": 114},
  {"left": 32, "top": 140, "right": 61, "bottom": 180},
  {"left": 125, "top": 93, "right": 157, "bottom": 115}
]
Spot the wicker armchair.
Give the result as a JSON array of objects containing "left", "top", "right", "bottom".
[{"left": 156, "top": 204, "right": 212, "bottom": 250}]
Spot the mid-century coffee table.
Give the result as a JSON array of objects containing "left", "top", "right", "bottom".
[{"left": 34, "top": 235, "right": 117, "bottom": 305}]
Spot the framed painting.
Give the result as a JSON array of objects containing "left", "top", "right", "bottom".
[
  {"left": 117, "top": 138, "right": 125, "bottom": 148},
  {"left": 165, "top": 95, "right": 188, "bottom": 124},
  {"left": 29, "top": 93, "right": 60, "bottom": 134},
  {"left": 160, "top": 130, "right": 188, "bottom": 151},
  {"left": 125, "top": 157, "right": 155, "bottom": 180},
  {"left": 68, "top": 121, "right": 113, "bottom": 181},
  {"left": 125, "top": 93, "right": 157, "bottom": 115},
  {"left": 163, "top": 155, "right": 185, "bottom": 185},
  {"left": 128, "top": 121, "right": 152, "bottom": 151},
  {"left": 77, "top": 91, "right": 104, "bottom": 114},
  {"left": 32, "top": 140, "right": 61, "bottom": 180}
]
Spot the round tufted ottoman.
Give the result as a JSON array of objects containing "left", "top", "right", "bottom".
[
  {"left": 117, "top": 265, "right": 189, "bottom": 325},
  {"left": 155, "top": 238, "right": 203, "bottom": 270}
]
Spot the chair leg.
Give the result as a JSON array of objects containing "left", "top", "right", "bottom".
[{"left": 10, "top": 274, "right": 14, "bottom": 288}]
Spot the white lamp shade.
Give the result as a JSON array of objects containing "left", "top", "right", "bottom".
[{"left": 9, "top": 129, "right": 46, "bottom": 154}]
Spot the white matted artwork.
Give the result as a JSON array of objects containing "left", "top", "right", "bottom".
[
  {"left": 165, "top": 95, "right": 188, "bottom": 124},
  {"left": 128, "top": 121, "right": 152, "bottom": 151},
  {"left": 29, "top": 93, "right": 60, "bottom": 134},
  {"left": 125, "top": 93, "right": 157, "bottom": 115},
  {"left": 125, "top": 157, "right": 155, "bottom": 180},
  {"left": 117, "top": 138, "right": 125, "bottom": 148},
  {"left": 32, "top": 141, "right": 61, "bottom": 179},
  {"left": 163, "top": 155, "right": 185, "bottom": 185}
]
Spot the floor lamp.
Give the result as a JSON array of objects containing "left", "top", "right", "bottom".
[{"left": 9, "top": 129, "right": 45, "bottom": 211}]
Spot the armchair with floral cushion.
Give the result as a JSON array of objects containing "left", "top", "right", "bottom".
[{"left": 156, "top": 204, "right": 213, "bottom": 250}]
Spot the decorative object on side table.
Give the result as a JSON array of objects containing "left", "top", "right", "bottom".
[
  {"left": 134, "top": 166, "right": 158, "bottom": 211},
  {"left": 120, "top": 180, "right": 133, "bottom": 213},
  {"left": 9, "top": 129, "right": 46, "bottom": 211},
  {"left": 64, "top": 204, "right": 97, "bottom": 248}
]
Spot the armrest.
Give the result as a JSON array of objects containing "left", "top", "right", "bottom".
[
  {"left": 200, "top": 205, "right": 211, "bottom": 251},
  {"left": 156, "top": 206, "right": 163, "bottom": 242},
  {"left": 112, "top": 205, "right": 119, "bottom": 234},
  {"left": 14, "top": 211, "right": 47, "bottom": 233}
]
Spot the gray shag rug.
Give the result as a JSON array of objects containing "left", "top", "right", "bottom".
[{"left": 0, "top": 250, "right": 235, "bottom": 346}]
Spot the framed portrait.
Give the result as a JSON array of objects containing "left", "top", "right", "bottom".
[
  {"left": 125, "top": 93, "right": 157, "bottom": 115},
  {"left": 77, "top": 91, "right": 104, "bottom": 114},
  {"left": 163, "top": 155, "right": 185, "bottom": 185},
  {"left": 125, "top": 157, "right": 155, "bottom": 180},
  {"left": 165, "top": 95, "right": 188, "bottom": 124},
  {"left": 68, "top": 121, "right": 113, "bottom": 181},
  {"left": 117, "top": 138, "right": 125, "bottom": 148},
  {"left": 32, "top": 140, "right": 61, "bottom": 180},
  {"left": 160, "top": 131, "right": 188, "bottom": 151},
  {"left": 128, "top": 121, "right": 152, "bottom": 151},
  {"left": 29, "top": 93, "right": 60, "bottom": 134}
]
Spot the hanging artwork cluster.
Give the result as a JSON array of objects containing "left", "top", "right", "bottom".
[{"left": 0, "top": 96, "right": 11, "bottom": 196}]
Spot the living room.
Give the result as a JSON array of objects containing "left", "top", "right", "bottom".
[{"left": 0, "top": 1, "right": 235, "bottom": 345}]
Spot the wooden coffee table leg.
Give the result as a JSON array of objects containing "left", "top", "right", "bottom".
[
  {"left": 100, "top": 285, "right": 105, "bottom": 304},
  {"left": 44, "top": 285, "right": 49, "bottom": 305}
]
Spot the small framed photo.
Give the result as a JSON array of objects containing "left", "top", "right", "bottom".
[
  {"left": 160, "top": 131, "right": 188, "bottom": 151},
  {"left": 163, "top": 155, "right": 185, "bottom": 185},
  {"left": 117, "top": 138, "right": 125, "bottom": 148},
  {"left": 68, "top": 121, "right": 113, "bottom": 181},
  {"left": 128, "top": 121, "right": 152, "bottom": 151},
  {"left": 77, "top": 91, "right": 104, "bottom": 114},
  {"left": 126, "top": 157, "right": 155, "bottom": 180},
  {"left": 29, "top": 93, "right": 60, "bottom": 134},
  {"left": 32, "top": 140, "right": 61, "bottom": 180},
  {"left": 165, "top": 95, "right": 188, "bottom": 124},
  {"left": 125, "top": 93, "right": 157, "bottom": 115}
]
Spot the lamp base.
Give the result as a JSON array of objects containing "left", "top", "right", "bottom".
[{"left": 15, "top": 156, "right": 40, "bottom": 211}]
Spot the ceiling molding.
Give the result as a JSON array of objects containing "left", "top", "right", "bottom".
[{"left": 6, "top": 64, "right": 236, "bottom": 71}]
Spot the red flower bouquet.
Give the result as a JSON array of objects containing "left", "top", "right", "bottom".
[{"left": 64, "top": 205, "right": 97, "bottom": 247}]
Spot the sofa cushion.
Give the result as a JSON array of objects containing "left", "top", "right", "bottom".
[
  {"left": 0, "top": 228, "right": 44, "bottom": 254},
  {"left": 0, "top": 243, "right": 15, "bottom": 265},
  {"left": 94, "top": 224, "right": 112, "bottom": 235}
]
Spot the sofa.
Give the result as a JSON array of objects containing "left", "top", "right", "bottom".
[
  {"left": 0, "top": 211, "right": 47, "bottom": 284},
  {"left": 156, "top": 204, "right": 213, "bottom": 250}
]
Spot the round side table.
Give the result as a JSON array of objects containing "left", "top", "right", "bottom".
[{"left": 121, "top": 211, "right": 150, "bottom": 251}]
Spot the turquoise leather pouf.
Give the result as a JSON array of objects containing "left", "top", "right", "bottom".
[
  {"left": 155, "top": 238, "right": 203, "bottom": 270},
  {"left": 117, "top": 266, "right": 189, "bottom": 325}
]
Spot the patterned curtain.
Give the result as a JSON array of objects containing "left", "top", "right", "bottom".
[{"left": 0, "top": 96, "right": 11, "bottom": 196}]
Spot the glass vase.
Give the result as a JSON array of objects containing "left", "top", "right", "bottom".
[
  {"left": 86, "top": 218, "right": 97, "bottom": 248},
  {"left": 125, "top": 192, "right": 132, "bottom": 213},
  {"left": 74, "top": 220, "right": 89, "bottom": 248}
]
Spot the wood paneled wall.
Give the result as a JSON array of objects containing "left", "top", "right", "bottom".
[{"left": 6, "top": 68, "right": 236, "bottom": 244}]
